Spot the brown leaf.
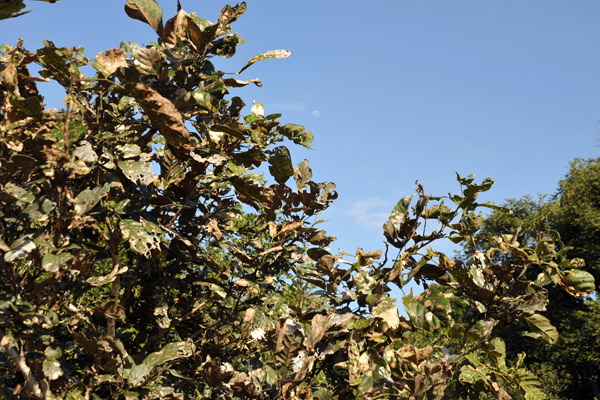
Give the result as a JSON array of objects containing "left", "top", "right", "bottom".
[
  {"left": 126, "top": 83, "right": 191, "bottom": 154},
  {"left": 357, "top": 248, "right": 382, "bottom": 259},
  {"left": 243, "top": 308, "right": 256, "bottom": 323},
  {"left": 0, "top": 62, "right": 17, "bottom": 90},
  {"left": 397, "top": 344, "right": 433, "bottom": 365},
  {"left": 223, "top": 78, "right": 262, "bottom": 88},
  {"left": 372, "top": 298, "right": 400, "bottom": 330},
  {"left": 94, "top": 49, "right": 127, "bottom": 77},
  {"left": 278, "top": 220, "right": 303, "bottom": 237},
  {"left": 186, "top": 15, "right": 217, "bottom": 52},
  {"left": 163, "top": 9, "right": 188, "bottom": 50},
  {"left": 306, "top": 313, "right": 329, "bottom": 350},
  {"left": 206, "top": 219, "right": 222, "bottom": 240}
]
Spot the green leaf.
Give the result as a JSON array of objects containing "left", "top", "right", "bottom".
[
  {"left": 0, "top": 0, "right": 55, "bottom": 20},
  {"left": 391, "top": 195, "right": 413, "bottom": 216},
  {"left": 43, "top": 358, "right": 63, "bottom": 381},
  {"left": 124, "top": 0, "right": 163, "bottom": 35},
  {"left": 43, "top": 346, "right": 64, "bottom": 381},
  {"left": 120, "top": 219, "right": 162, "bottom": 257},
  {"left": 403, "top": 295, "right": 441, "bottom": 331},
  {"left": 459, "top": 365, "right": 489, "bottom": 385},
  {"left": 562, "top": 269, "right": 595, "bottom": 297},
  {"left": 73, "top": 183, "right": 112, "bottom": 215},
  {"left": 4, "top": 235, "right": 36, "bottom": 263},
  {"left": 487, "top": 337, "right": 506, "bottom": 368},
  {"left": 4, "top": 182, "right": 35, "bottom": 203},
  {"left": 10, "top": 95, "right": 43, "bottom": 119},
  {"left": 278, "top": 124, "right": 313, "bottom": 148},
  {"left": 126, "top": 364, "right": 151, "bottom": 387},
  {"left": 142, "top": 340, "right": 195, "bottom": 369},
  {"left": 513, "top": 368, "right": 545, "bottom": 400},
  {"left": 41, "top": 253, "right": 73, "bottom": 273},
  {"left": 524, "top": 313, "right": 558, "bottom": 344},
  {"left": 294, "top": 159, "right": 312, "bottom": 189},
  {"left": 0, "top": 0, "right": 27, "bottom": 20},
  {"left": 118, "top": 160, "right": 158, "bottom": 186}
]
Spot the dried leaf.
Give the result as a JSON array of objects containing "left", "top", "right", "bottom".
[
  {"left": 306, "top": 314, "right": 329, "bottom": 350},
  {"left": 126, "top": 83, "right": 191, "bottom": 154},
  {"left": 94, "top": 49, "right": 127, "bottom": 77},
  {"left": 372, "top": 297, "right": 400, "bottom": 330},
  {"left": 206, "top": 219, "right": 222, "bottom": 240},
  {"left": 162, "top": 9, "right": 188, "bottom": 50},
  {"left": 237, "top": 49, "right": 292, "bottom": 75}
]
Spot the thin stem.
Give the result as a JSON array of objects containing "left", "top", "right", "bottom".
[{"left": 1, "top": 334, "right": 43, "bottom": 399}]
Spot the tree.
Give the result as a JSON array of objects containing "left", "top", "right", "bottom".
[
  {"left": 0, "top": 1, "right": 592, "bottom": 399},
  {"left": 472, "top": 158, "right": 600, "bottom": 399}
]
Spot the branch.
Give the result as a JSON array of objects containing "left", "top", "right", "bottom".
[{"left": 1, "top": 334, "right": 43, "bottom": 399}]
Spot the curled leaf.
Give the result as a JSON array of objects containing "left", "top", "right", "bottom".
[
  {"left": 162, "top": 9, "right": 187, "bottom": 50},
  {"left": 125, "top": 0, "right": 163, "bottom": 35},
  {"left": 237, "top": 49, "right": 292, "bottom": 75},
  {"left": 562, "top": 269, "right": 595, "bottom": 297},
  {"left": 126, "top": 83, "right": 191, "bottom": 154}
]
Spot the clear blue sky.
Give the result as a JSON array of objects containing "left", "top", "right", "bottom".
[{"left": 3, "top": 0, "right": 599, "bottom": 256}]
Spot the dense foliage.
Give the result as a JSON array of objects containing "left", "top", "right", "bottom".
[
  {"left": 473, "top": 158, "right": 600, "bottom": 399},
  {"left": 0, "top": 1, "right": 594, "bottom": 398}
]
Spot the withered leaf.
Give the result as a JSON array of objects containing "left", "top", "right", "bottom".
[
  {"left": 94, "top": 49, "right": 127, "bottom": 77},
  {"left": 126, "top": 83, "right": 191, "bottom": 153},
  {"left": 163, "top": 9, "right": 188, "bottom": 50}
]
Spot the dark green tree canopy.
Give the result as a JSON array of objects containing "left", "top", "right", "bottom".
[
  {"left": 0, "top": 1, "right": 593, "bottom": 399},
  {"left": 471, "top": 157, "right": 600, "bottom": 399}
]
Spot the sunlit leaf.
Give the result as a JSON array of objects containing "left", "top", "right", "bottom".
[
  {"left": 125, "top": 0, "right": 163, "bottom": 34},
  {"left": 94, "top": 48, "right": 127, "bottom": 77},
  {"left": 237, "top": 49, "right": 292, "bottom": 74}
]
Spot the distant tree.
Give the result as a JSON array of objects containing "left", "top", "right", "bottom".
[
  {"left": 0, "top": 1, "right": 593, "bottom": 399},
  {"left": 472, "top": 158, "right": 600, "bottom": 399}
]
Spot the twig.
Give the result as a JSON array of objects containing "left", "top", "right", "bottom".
[{"left": 1, "top": 334, "right": 43, "bottom": 399}]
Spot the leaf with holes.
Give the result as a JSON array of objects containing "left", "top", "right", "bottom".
[
  {"left": 118, "top": 160, "right": 158, "bottom": 186},
  {"left": 120, "top": 219, "right": 162, "bottom": 257}
]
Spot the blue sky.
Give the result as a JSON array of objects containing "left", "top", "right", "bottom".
[{"left": 3, "top": 0, "right": 600, "bottom": 257}]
